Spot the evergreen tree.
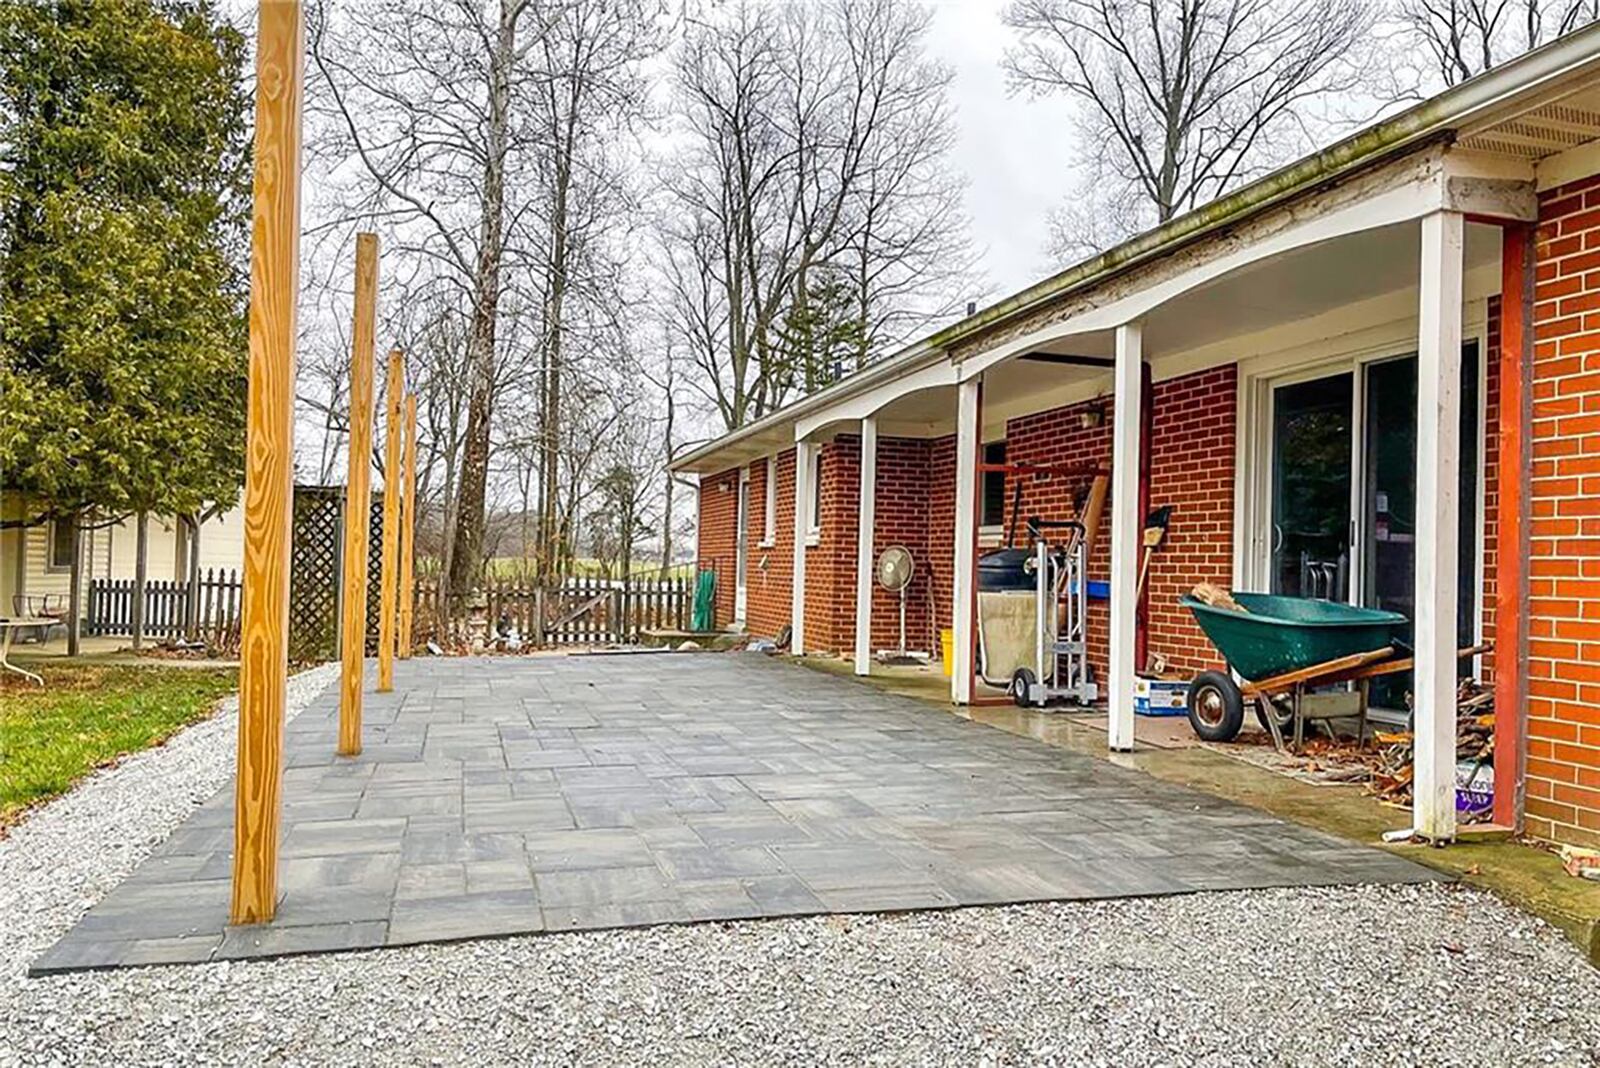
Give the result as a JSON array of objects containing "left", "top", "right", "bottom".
[
  {"left": 0, "top": 0, "right": 251, "bottom": 525},
  {"left": 774, "top": 269, "right": 870, "bottom": 396}
]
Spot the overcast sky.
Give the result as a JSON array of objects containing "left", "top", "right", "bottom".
[{"left": 923, "top": 0, "right": 1077, "bottom": 297}]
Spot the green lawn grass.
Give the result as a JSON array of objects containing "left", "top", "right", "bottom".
[{"left": 0, "top": 664, "right": 238, "bottom": 829}]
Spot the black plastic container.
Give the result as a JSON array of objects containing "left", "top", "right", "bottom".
[{"left": 977, "top": 547, "right": 1033, "bottom": 591}]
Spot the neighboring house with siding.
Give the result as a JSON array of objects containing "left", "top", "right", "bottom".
[
  {"left": 0, "top": 494, "right": 246, "bottom": 623},
  {"left": 675, "top": 29, "right": 1600, "bottom": 852}
]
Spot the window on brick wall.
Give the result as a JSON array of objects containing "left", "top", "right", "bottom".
[
  {"left": 981, "top": 441, "right": 1007, "bottom": 529},
  {"left": 762, "top": 455, "right": 776, "bottom": 545}
]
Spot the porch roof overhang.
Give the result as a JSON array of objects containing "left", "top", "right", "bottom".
[{"left": 671, "top": 22, "right": 1600, "bottom": 478}]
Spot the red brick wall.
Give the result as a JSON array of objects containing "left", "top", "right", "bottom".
[
  {"left": 992, "top": 368, "right": 1235, "bottom": 682},
  {"left": 817, "top": 435, "right": 941, "bottom": 656},
  {"left": 1002, "top": 397, "right": 1116, "bottom": 681},
  {"left": 695, "top": 465, "right": 739, "bottom": 627},
  {"left": 927, "top": 435, "right": 956, "bottom": 652},
  {"left": 747, "top": 451, "right": 795, "bottom": 639},
  {"left": 806, "top": 441, "right": 848, "bottom": 652},
  {"left": 1525, "top": 176, "right": 1600, "bottom": 847},
  {"left": 1146, "top": 365, "right": 1237, "bottom": 674},
  {"left": 694, "top": 439, "right": 941, "bottom": 653},
  {"left": 694, "top": 452, "right": 796, "bottom": 637}
]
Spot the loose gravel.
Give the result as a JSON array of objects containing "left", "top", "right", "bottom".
[
  {"left": 0, "top": 662, "right": 338, "bottom": 981},
  {"left": 3, "top": 662, "right": 1598, "bottom": 1065}
]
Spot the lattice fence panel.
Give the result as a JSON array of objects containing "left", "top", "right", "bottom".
[
  {"left": 289, "top": 486, "right": 344, "bottom": 663},
  {"left": 364, "top": 492, "right": 385, "bottom": 655}
]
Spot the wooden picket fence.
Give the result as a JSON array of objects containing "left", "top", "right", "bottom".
[
  {"left": 414, "top": 574, "right": 693, "bottom": 647},
  {"left": 85, "top": 568, "right": 243, "bottom": 649},
  {"left": 85, "top": 569, "right": 691, "bottom": 654}
]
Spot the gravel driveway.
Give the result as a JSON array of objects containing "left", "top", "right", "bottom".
[{"left": 2, "top": 661, "right": 1598, "bottom": 1065}]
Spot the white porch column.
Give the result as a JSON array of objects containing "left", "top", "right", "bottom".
[
  {"left": 792, "top": 440, "right": 813, "bottom": 656},
  {"left": 854, "top": 416, "right": 878, "bottom": 676},
  {"left": 1414, "top": 209, "right": 1464, "bottom": 842},
  {"left": 1107, "top": 322, "right": 1143, "bottom": 752},
  {"left": 951, "top": 379, "right": 980, "bottom": 703}
]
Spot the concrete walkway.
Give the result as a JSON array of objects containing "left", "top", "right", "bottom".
[{"left": 33, "top": 654, "right": 1436, "bottom": 973}]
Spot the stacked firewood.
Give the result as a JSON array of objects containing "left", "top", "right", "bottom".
[{"left": 1366, "top": 678, "right": 1494, "bottom": 812}]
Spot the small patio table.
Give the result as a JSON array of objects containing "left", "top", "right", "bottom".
[{"left": 0, "top": 618, "right": 52, "bottom": 686}]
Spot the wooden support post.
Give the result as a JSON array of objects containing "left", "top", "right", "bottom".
[
  {"left": 854, "top": 415, "right": 878, "bottom": 676},
  {"left": 1495, "top": 222, "right": 1533, "bottom": 832},
  {"left": 337, "top": 231, "right": 378, "bottom": 756},
  {"left": 791, "top": 440, "right": 813, "bottom": 655},
  {"left": 1414, "top": 209, "right": 1464, "bottom": 843},
  {"left": 951, "top": 378, "right": 980, "bottom": 705},
  {"left": 398, "top": 392, "right": 418, "bottom": 659},
  {"left": 1108, "top": 322, "right": 1143, "bottom": 753},
  {"left": 377, "top": 350, "right": 403, "bottom": 692},
  {"left": 232, "top": 0, "right": 304, "bottom": 927}
]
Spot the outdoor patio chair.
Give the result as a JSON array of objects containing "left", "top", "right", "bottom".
[{"left": 11, "top": 594, "right": 66, "bottom": 643}]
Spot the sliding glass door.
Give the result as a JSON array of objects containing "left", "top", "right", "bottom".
[
  {"left": 1358, "top": 345, "right": 1480, "bottom": 705},
  {"left": 1262, "top": 343, "right": 1481, "bottom": 707},
  {"left": 1270, "top": 372, "right": 1354, "bottom": 600}
]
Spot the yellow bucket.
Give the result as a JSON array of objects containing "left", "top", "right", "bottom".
[{"left": 939, "top": 629, "right": 955, "bottom": 677}]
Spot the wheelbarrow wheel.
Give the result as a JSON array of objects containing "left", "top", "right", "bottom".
[
  {"left": 1187, "top": 670, "right": 1244, "bottom": 742},
  {"left": 1010, "top": 667, "right": 1037, "bottom": 708}
]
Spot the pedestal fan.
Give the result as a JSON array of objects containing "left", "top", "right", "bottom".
[{"left": 875, "top": 545, "right": 922, "bottom": 664}]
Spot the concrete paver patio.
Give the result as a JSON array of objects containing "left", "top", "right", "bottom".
[{"left": 33, "top": 653, "right": 1436, "bottom": 974}]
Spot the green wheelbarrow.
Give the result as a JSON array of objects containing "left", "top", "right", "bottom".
[{"left": 1178, "top": 592, "right": 1409, "bottom": 746}]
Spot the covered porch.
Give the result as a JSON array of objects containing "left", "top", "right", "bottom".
[{"left": 798, "top": 143, "right": 1536, "bottom": 846}]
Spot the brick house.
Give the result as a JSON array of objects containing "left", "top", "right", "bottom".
[{"left": 674, "top": 30, "right": 1600, "bottom": 851}]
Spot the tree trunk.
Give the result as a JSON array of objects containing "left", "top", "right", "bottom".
[
  {"left": 66, "top": 514, "right": 82, "bottom": 657},
  {"left": 659, "top": 474, "right": 674, "bottom": 574},
  {"left": 185, "top": 514, "right": 201, "bottom": 639},
  {"left": 537, "top": 99, "right": 575, "bottom": 584},
  {"left": 446, "top": 0, "right": 517, "bottom": 602},
  {"left": 131, "top": 510, "right": 148, "bottom": 650}
]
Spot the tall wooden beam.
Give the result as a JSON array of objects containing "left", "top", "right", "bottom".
[
  {"left": 337, "top": 231, "right": 378, "bottom": 756},
  {"left": 398, "top": 392, "right": 418, "bottom": 660},
  {"left": 1107, "top": 322, "right": 1143, "bottom": 753},
  {"left": 231, "top": 0, "right": 304, "bottom": 927},
  {"left": 1414, "top": 209, "right": 1465, "bottom": 843},
  {"left": 1495, "top": 222, "right": 1533, "bottom": 831},
  {"left": 376, "top": 349, "right": 404, "bottom": 693}
]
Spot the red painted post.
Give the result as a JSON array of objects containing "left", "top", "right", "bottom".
[{"left": 1494, "top": 222, "right": 1533, "bottom": 831}]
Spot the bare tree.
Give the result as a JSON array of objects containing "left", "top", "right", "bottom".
[
  {"left": 1397, "top": 0, "right": 1598, "bottom": 87},
  {"left": 307, "top": 0, "right": 660, "bottom": 598},
  {"left": 1003, "top": 0, "right": 1372, "bottom": 256},
  {"left": 529, "top": 0, "right": 658, "bottom": 582},
  {"left": 308, "top": 0, "right": 553, "bottom": 601},
  {"left": 660, "top": 0, "right": 976, "bottom": 433}
]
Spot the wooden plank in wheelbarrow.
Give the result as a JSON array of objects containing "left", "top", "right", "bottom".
[
  {"left": 1311, "top": 642, "right": 1492, "bottom": 688},
  {"left": 1239, "top": 646, "right": 1395, "bottom": 697}
]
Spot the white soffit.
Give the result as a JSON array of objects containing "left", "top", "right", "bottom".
[{"left": 1460, "top": 84, "right": 1600, "bottom": 159}]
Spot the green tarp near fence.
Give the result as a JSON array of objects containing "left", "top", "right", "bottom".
[{"left": 690, "top": 568, "right": 716, "bottom": 632}]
